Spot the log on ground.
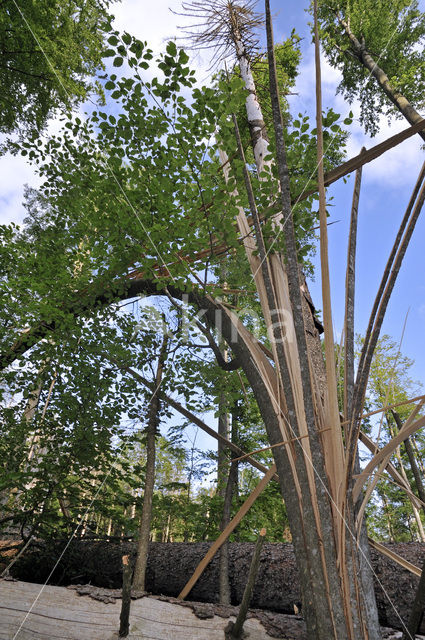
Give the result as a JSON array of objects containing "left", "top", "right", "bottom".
[{"left": 6, "top": 540, "right": 425, "bottom": 632}]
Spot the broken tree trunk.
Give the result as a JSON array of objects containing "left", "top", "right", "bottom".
[
  {"left": 119, "top": 554, "right": 133, "bottom": 637},
  {"left": 226, "top": 528, "right": 267, "bottom": 639}
]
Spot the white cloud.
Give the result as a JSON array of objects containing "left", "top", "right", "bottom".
[
  {"left": 292, "top": 46, "right": 424, "bottom": 190},
  {"left": 0, "top": 111, "right": 70, "bottom": 228},
  {"left": 346, "top": 115, "right": 424, "bottom": 188},
  {"left": 291, "top": 49, "right": 344, "bottom": 116},
  {"left": 0, "top": 153, "right": 41, "bottom": 227},
  {"left": 112, "top": 0, "right": 214, "bottom": 79},
  {"left": 112, "top": 0, "right": 183, "bottom": 52}
]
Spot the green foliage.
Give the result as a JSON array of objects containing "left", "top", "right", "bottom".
[
  {"left": 317, "top": 0, "right": 425, "bottom": 135},
  {"left": 0, "top": 14, "right": 383, "bottom": 551},
  {"left": 251, "top": 32, "right": 302, "bottom": 121},
  {"left": 0, "top": 0, "right": 113, "bottom": 143}
]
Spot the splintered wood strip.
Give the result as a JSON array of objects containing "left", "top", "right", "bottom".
[
  {"left": 354, "top": 407, "right": 425, "bottom": 501},
  {"left": 292, "top": 119, "right": 425, "bottom": 205},
  {"left": 344, "top": 148, "right": 364, "bottom": 423},
  {"left": 314, "top": 0, "right": 345, "bottom": 510},
  {"left": 368, "top": 539, "right": 421, "bottom": 578},
  {"left": 341, "top": 394, "right": 425, "bottom": 425},
  {"left": 347, "top": 162, "right": 425, "bottom": 476},
  {"left": 356, "top": 400, "right": 425, "bottom": 531},
  {"left": 231, "top": 428, "right": 331, "bottom": 462},
  {"left": 217, "top": 145, "right": 303, "bottom": 501},
  {"left": 177, "top": 465, "right": 277, "bottom": 601},
  {"left": 313, "top": 4, "right": 348, "bottom": 635},
  {"left": 358, "top": 431, "right": 424, "bottom": 509}
]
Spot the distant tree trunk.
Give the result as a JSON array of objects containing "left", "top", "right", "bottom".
[
  {"left": 219, "top": 398, "right": 240, "bottom": 603},
  {"left": 392, "top": 410, "right": 425, "bottom": 639},
  {"left": 132, "top": 335, "right": 169, "bottom": 591},
  {"left": 217, "top": 392, "right": 230, "bottom": 497},
  {"left": 338, "top": 14, "right": 425, "bottom": 142},
  {"left": 219, "top": 460, "right": 238, "bottom": 604},
  {"left": 217, "top": 386, "right": 231, "bottom": 602},
  {"left": 217, "top": 281, "right": 233, "bottom": 603},
  {"left": 217, "top": 264, "right": 230, "bottom": 498}
]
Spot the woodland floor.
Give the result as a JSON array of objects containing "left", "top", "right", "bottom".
[{"left": 1, "top": 540, "right": 425, "bottom": 638}]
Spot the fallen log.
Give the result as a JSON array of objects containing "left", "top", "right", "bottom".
[{"left": 6, "top": 540, "right": 425, "bottom": 633}]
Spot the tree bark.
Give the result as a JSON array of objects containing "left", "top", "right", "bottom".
[
  {"left": 219, "top": 460, "right": 238, "bottom": 605},
  {"left": 119, "top": 555, "right": 133, "bottom": 637},
  {"left": 132, "top": 335, "right": 168, "bottom": 591},
  {"left": 338, "top": 14, "right": 425, "bottom": 142},
  {"left": 12, "top": 539, "right": 425, "bottom": 634},
  {"left": 226, "top": 529, "right": 266, "bottom": 639}
]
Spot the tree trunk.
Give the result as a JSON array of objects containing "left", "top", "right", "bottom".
[
  {"left": 132, "top": 335, "right": 168, "bottom": 591},
  {"left": 13, "top": 539, "right": 425, "bottom": 634},
  {"left": 338, "top": 15, "right": 425, "bottom": 142},
  {"left": 219, "top": 460, "right": 238, "bottom": 604}
]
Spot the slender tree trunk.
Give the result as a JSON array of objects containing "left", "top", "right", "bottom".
[
  {"left": 226, "top": 529, "right": 266, "bottom": 639},
  {"left": 338, "top": 14, "right": 425, "bottom": 142},
  {"left": 132, "top": 336, "right": 168, "bottom": 591},
  {"left": 217, "top": 390, "right": 230, "bottom": 496},
  {"left": 217, "top": 262, "right": 231, "bottom": 498},
  {"left": 219, "top": 460, "right": 238, "bottom": 604}
]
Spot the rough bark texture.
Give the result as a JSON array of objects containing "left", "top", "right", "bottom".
[
  {"left": 119, "top": 555, "right": 132, "bottom": 637},
  {"left": 226, "top": 530, "right": 266, "bottom": 639},
  {"left": 9, "top": 540, "right": 425, "bottom": 633},
  {"left": 219, "top": 460, "right": 238, "bottom": 605}
]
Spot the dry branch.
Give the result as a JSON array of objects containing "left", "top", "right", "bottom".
[
  {"left": 177, "top": 465, "right": 276, "bottom": 600},
  {"left": 368, "top": 539, "right": 421, "bottom": 578},
  {"left": 354, "top": 410, "right": 425, "bottom": 501}
]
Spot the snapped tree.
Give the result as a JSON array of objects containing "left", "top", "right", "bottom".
[{"left": 1, "top": 0, "right": 425, "bottom": 638}]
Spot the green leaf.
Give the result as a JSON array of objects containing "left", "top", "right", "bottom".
[
  {"left": 166, "top": 41, "right": 177, "bottom": 57},
  {"left": 113, "top": 57, "right": 124, "bottom": 67}
]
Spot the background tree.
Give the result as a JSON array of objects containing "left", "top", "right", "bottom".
[
  {"left": 317, "top": 0, "right": 425, "bottom": 137},
  {"left": 0, "top": 0, "right": 113, "bottom": 143},
  {"left": 362, "top": 334, "right": 425, "bottom": 541}
]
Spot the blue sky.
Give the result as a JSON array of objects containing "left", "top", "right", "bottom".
[
  {"left": 272, "top": 1, "right": 425, "bottom": 389},
  {"left": 113, "top": 0, "right": 425, "bottom": 389},
  {"left": 1, "top": 0, "right": 424, "bottom": 453}
]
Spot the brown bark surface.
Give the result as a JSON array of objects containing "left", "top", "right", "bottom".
[{"left": 7, "top": 540, "right": 425, "bottom": 632}]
